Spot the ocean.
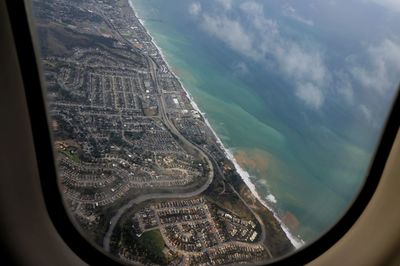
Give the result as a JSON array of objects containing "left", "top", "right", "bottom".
[{"left": 129, "top": 0, "right": 393, "bottom": 243}]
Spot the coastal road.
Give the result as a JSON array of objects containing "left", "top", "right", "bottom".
[{"left": 147, "top": 55, "right": 214, "bottom": 171}]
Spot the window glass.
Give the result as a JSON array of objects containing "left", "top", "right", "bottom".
[{"left": 31, "top": 0, "right": 399, "bottom": 264}]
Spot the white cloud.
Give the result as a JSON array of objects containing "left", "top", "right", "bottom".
[
  {"left": 197, "top": 0, "right": 329, "bottom": 109},
  {"left": 190, "top": 0, "right": 400, "bottom": 118},
  {"left": 283, "top": 5, "right": 314, "bottom": 26},
  {"left": 240, "top": 2, "right": 279, "bottom": 34},
  {"left": 274, "top": 43, "right": 327, "bottom": 86},
  {"left": 189, "top": 2, "right": 202, "bottom": 16},
  {"left": 366, "top": 0, "right": 400, "bottom": 13},
  {"left": 360, "top": 104, "right": 372, "bottom": 122},
  {"left": 345, "top": 39, "right": 400, "bottom": 129},
  {"left": 201, "top": 14, "right": 257, "bottom": 60},
  {"left": 240, "top": 1, "right": 263, "bottom": 16},
  {"left": 359, "top": 104, "right": 379, "bottom": 128},
  {"left": 350, "top": 39, "right": 400, "bottom": 94},
  {"left": 216, "top": 0, "right": 233, "bottom": 11},
  {"left": 295, "top": 83, "right": 324, "bottom": 109}
]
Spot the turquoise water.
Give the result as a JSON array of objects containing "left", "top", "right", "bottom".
[{"left": 131, "top": 0, "right": 395, "bottom": 242}]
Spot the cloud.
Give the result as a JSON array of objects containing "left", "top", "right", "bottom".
[
  {"left": 336, "top": 73, "right": 355, "bottom": 104},
  {"left": 240, "top": 1, "right": 263, "bottom": 16},
  {"left": 197, "top": 1, "right": 329, "bottom": 109},
  {"left": 366, "top": 0, "right": 400, "bottom": 13},
  {"left": 350, "top": 39, "right": 400, "bottom": 94},
  {"left": 360, "top": 104, "right": 372, "bottom": 122},
  {"left": 216, "top": 0, "right": 233, "bottom": 11},
  {"left": 274, "top": 43, "right": 327, "bottom": 86},
  {"left": 270, "top": 44, "right": 328, "bottom": 108},
  {"left": 189, "top": 2, "right": 202, "bottom": 16},
  {"left": 347, "top": 39, "right": 400, "bottom": 127},
  {"left": 201, "top": 14, "right": 257, "bottom": 60},
  {"left": 188, "top": 0, "right": 400, "bottom": 126},
  {"left": 240, "top": 2, "right": 279, "bottom": 34},
  {"left": 295, "top": 83, "right": 324, "bottom": 109},
  {"left": 359, "top": 104, "right": 379, "bottom": 128},
  {"left": 282, "top": 5, "right": 314, "bottom": 26}
]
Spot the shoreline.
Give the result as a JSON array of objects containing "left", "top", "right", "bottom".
[{"left": 128, "top": 0, "right": 304, "bottom": 249}]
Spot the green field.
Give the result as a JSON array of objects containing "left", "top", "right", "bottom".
[
  {"left": 136, "top": 230, "right": 168, "bottom": 264},
  {"left": 59, "top": 149, "right": 80, "bottom": 163}
]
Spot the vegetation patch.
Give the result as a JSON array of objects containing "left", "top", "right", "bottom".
[
  {"left": 121, "top": 227, "right": 171, "bottom": 265},
  {"left": 59, "top": 149, "right": 80, "bottom": 163},
  {"left": 137, "top": 230, "right": 165, "bottom": 256}
]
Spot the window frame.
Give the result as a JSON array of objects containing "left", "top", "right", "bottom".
[{"left": 5, "top": 0, "right": 400, "bottom": 265}]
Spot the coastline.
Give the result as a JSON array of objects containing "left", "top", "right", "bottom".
[{"left": 128, "top": 0, "right": 304, "bottom": 249}]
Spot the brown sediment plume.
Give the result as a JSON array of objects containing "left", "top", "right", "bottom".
[
  {"left": 172, "top": 66, "right": 197, "bottom": 85},
  {"left": 282, "top": 211, "right": 300, "bottom": 232},
  {"left": 234, "top": 148, "right": 272, "bottom": 174}
]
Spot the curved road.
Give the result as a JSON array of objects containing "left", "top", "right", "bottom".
[{"left": 102, "top": 173, "right": 213, "bottom": 251}]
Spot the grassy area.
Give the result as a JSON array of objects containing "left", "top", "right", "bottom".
[
  {"left": 59, "top": 149, "right": 80, "bottom": 163},
  {"left": 138, "top": 230, "right": 165, "bottom": 253},
  {"left": 136, "top": 229, "right": 168, "bottom": 264}
]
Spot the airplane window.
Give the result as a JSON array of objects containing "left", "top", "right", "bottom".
[{"left": 29, "top": 0, "right": 399, "bottom": 264}]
